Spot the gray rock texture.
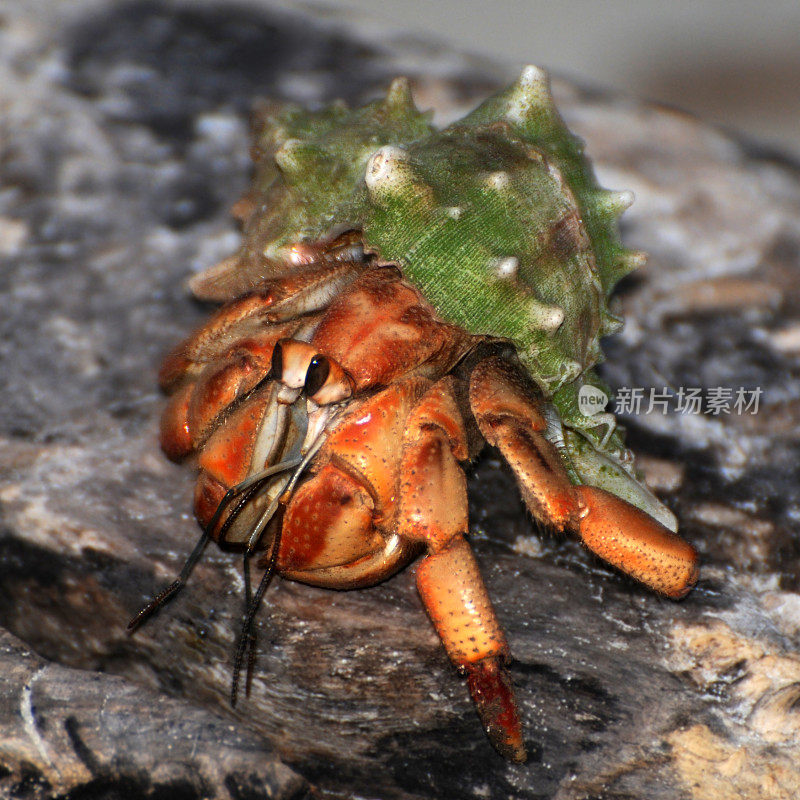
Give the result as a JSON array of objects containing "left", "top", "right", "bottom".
[
  {"left": 0, "top": 628, "right": 306, "bottom": 799},
  {"left": 2, "top": 2, "right": 800, "bottom": 799}
]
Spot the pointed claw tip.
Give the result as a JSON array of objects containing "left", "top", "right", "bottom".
[
  {"left": 487, "top": 723, "right": 528, "bottom": 763},
  {"left": 506, "top": 741, "right": 528, "bottom": 764},
  {"left": 465, "top": 657, "right": 527, "bottom": 762}
]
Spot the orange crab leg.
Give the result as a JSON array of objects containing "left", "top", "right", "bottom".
[
  {"left": 159, "top": 293, "right": 285, "bottom": 391},
  {"left": 193, "top": 377, "right": 308, "bottom": 547},
  {"left": 574, "top": 486, "right": 698, "bottom": 599},
  {"left": 194, "top": 386, "right": 276, "bottom": 535},
  {"left": 160, "top": 320, "right": 310, "bottom": 462},
  {"left": 415, "top": 539, "right": 524, "bottom": 762},
  {"left": 159, "top": 260, "right": 357, "bottom": 390},
  {"left": 399, "top": 379, "right": 527, "bottom": 762},
  {"left": 469, "top": 356, "right": 698, "bottom": 599},
  {"left": 278, "top": 464, "right": 379, "bottom": 574},
  {"left": 469, "top": 356, "right": 576, "bottom": 529},
  {"left": 160, "top": 380, "right": 195, "bottom": 460},
  {"left": 160, "top": 350, "right": 266, "bottom": 461}
]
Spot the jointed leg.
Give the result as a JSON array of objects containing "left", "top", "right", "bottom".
[
  {"left": 159, "top": 260, "right": 358, "bottom": 391},
  {"left": 159, "top": 327, "right": 294, "bottom": 460},
  {"left": 469, "top": 356, "right": 698, "bottom": 599},
  {"left": 575, "top": 485, "right": 699, "bottom": 597},
  {"left": 399, "top": 378, "right": 527, "bottom": 762}
]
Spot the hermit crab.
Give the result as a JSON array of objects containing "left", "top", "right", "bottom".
[{"left": 131, "top": 67, "right": 698, "bottom": 762}]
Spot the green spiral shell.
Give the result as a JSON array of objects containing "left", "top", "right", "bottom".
[{"left": 195, "top": 67, "right": 676, "bottom": 531}]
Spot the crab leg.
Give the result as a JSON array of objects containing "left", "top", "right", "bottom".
[
  {"left": 399, "top": 379, "right": 527, "bottom": 763},
  {"left": 160, "top": 343, "right": 272, "bottom": 460},
  {"left": 469, "top": 356, "right": 698, "bottom": 599},
  {"left": 572, "top": 485, "right": 699, "bottom": 598},
  {"left": 159, "top": 261, "right": 358, "bottom": 391},
  {"left": 277, "top": 378, "right": 527, "bottom": 759},
  {"left": 415, "top": 539, "right": 523, "bottom": 761}
]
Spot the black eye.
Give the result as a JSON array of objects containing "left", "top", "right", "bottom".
[
  {"left": 271, "top": 341, "right": 284, "bottom": 379},
  {"left": 304, "top": 355, "right": 330, "bottom": 396}
]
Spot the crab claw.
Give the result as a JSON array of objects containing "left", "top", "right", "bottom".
[
  {"left": 465, "top": 657, "right": 527, "bottom": 763},
  {"left": 469, "top": 355, "right": 699, "bottom": 601},
  {"left": 574, "top": 485, "right": 699, "bottom": 599}
]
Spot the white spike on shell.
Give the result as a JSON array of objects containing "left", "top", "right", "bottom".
[
  {"left": 506, "top": 64, "right": 554, "bottom": 125},
  {"left": 598, "top": 189, "right": 635, "bottom": 217},
  {"left": 384, "top": 77, "right": 414, "bottom": 109},
  {"left": 274, "top": 138, "right": 305, "bottom": 175},
  {"left": 365, "top": 145, "right": 436, "bottom": 208},
  {"left": 492, "top": 256, "right": 519, "bottom": 279},
  {"left": 486, "top": 171, "right": 511, "bottom": 191},
  {"left": 528, "top": 300, "right": 565, "bottom": 334},
  {"left": 621, "top": 250, "right": 647, "bottom": 271},
  {"left": 365, "top": 145, "right": 412, "bottom": 193}
]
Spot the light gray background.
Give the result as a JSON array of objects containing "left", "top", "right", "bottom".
[{"left": 274, "top": 0, "right": 800, "bottom": 157}]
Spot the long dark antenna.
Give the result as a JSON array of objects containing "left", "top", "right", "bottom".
[
  {"left": 230, "top": 520, "right": 283, "bottom": 707},
  {"left": 127, "top": 529, "right": 210, "bottom": 632},
  {"left": 127, "top": 458, "right": 301, "bottom": 632},
  {"left": 216, "top": 481, "right": 266, "bottom": 546},
  {"left": 227, "top": 421, "right": 336, "bottom": 698},
  {"left": 241, "top": 552, "right": 256, "bottom": 698}
]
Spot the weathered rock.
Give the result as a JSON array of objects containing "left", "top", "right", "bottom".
[
  {"left": 0, "top": 628, "right": 307, "bottom": 799},
  {"left": 1, "top": 2, "right": 800, "bottom": 799}
]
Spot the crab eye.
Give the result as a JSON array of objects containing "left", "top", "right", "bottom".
[
  {"left": 272, "top": 338, "right": 318, "bottom": 403},
  {"left": 304, "top": 355, "right": 330, "bottom": 396},
  {"left": 304, "top": 356, "right": 353, "bottom": 405},
  {"left": 273, "top": 339, "right": 318, "bottom": 388}
]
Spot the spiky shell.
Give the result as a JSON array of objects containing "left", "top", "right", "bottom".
[{"left": 192, "top": 67, "right": 676, "bottom": 531}]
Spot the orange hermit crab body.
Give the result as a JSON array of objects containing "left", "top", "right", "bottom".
[{"left": 137, "top": 68, "right": 698, "bottom": 762}]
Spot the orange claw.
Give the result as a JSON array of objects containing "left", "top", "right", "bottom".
[{"left": 575, "top": 485, "right": 699, "bottom": 599}]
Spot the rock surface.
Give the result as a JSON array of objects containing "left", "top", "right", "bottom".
[
  {"left": 0, "top": 628, "right": 306, "bottom": 799},
  {"left": 2, "top": 2, "right": 800, "bottom": 799}
]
